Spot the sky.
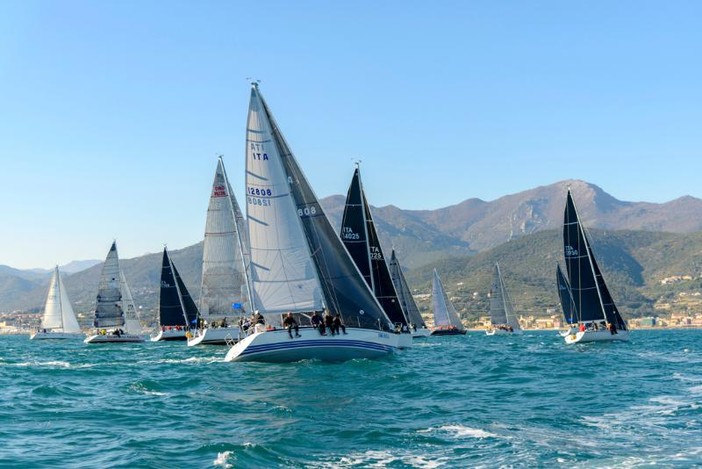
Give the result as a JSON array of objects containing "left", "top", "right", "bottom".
[{"left": 0, "top": 1, "right": 700, "bottom": 269}]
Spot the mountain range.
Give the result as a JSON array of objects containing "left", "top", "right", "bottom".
[{"left": 4, "top": 179, "right": 702, "bottom": 322}]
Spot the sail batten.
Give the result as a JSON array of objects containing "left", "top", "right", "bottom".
[{"left": 93, "top": 242, "right": 141, "bottom": 334}]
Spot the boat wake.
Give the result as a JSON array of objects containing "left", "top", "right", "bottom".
[{"left": 418, "top": 424, "right": 499, "bottom": 439}]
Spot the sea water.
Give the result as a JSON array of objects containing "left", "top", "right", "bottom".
[{"left": 1, "top": 330, "right": 701, "bottom": 468}]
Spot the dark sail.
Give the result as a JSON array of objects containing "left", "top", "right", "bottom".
[
  {"left": 159, "top": 248, "right": 199, "bottom": 327},
  {"left": 563, "top": 190, "right": 626, "bottom": 328},
  {"left": 389, "top": 249, "right": 426, "bottom": 328},
  {"left": 255, "top": 86, "right": 393, "bottom": 331},
  {"left": 159, "top": 249, "right": 187, "bottom": 327},
  {"left": 556, "top": 263, "right": 577, "bottom": 325},
  {"left": 341, "top": 168, "right": 409, "bottom": 327}
]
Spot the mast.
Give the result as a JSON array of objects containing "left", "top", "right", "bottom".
[
  {"left": 55, "top": 266, "right": 64, "bottom": 330},
  {"left": 356, "top": 164, "right": 376, "bottom": 295}
]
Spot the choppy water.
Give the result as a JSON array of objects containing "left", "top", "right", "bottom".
[{"left": 1, "top": 330, "right": 701, "bottom": 468}]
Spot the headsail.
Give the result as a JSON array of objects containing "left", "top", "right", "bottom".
[
  {"left": 556, "top": 263, "right": 577, "bottom": 325},
  {"left": 432, "top": 269, "right": 465, "bottom": 331},
  {"left": 199, "top": 158, "right": 251, "bottom": 320},
  {"left": 388, "top": 250, "right": 426, "bottom": 328},
  {"left": 41, "top": 266, "right": 81, "bottom": 333},
  {"left": 249, "top": 84, "right": 392, "bottom": 330},
  {"left": 159, "top": 248, "right": 199, "bottom": 328},
  {"left": 340, "top": 167, "right": 409, "bottom": 327}
]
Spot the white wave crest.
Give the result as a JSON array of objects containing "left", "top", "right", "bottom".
[
  {"left": 419, "top": 424, "right": 498, "bottom": 439},
  {"left": 213, "top": 451, "right": 232, "bottom": 468}
]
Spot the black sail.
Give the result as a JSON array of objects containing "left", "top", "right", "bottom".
[
  {"left": 341, "top": 168, "right": 409, "bottom": 327},
  {"left": 159, "top": 249, "right": 183, "bottom": 326},
  {"left": 388, "top": 249, "right": 426, "bottom": 328},
  {"left": 253, "top": 86, "right": 393, "bottom": 331},
  {"left": 563, "top": 190, "right": 627, "bottom": 329},
  {"left": 556, "top": 263, "right": 577, "bottom": 325}
]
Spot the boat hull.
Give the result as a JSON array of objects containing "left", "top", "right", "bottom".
[
  {"left": 431, "top": 328, "right": 467, "bottom": 336},
  {"left": 564, "top": 329, "right": 630, "bottom": 344},
  {"left": 150, "top": 329, "right": 189, "bottom": 342},
  {"left": 224, "top": 328, "right": 398, "bottom": 363},
  {"left": 84, "top": 334, "right": 145, "bottom": 344},
  {"left": 411, "top": 328, "right": 431, "bottom": 338},
  {"left": 486, "top": 328, "right": 523, "bottom": 336},
  {"left": 30, "top": 331, "right": 83, "bottom": 340},
  {"left": 398, "top": 332, "right": 413, "bottom": 348},
  {"left": 187, "top": 327, "right": 242, "bottom": 346}
]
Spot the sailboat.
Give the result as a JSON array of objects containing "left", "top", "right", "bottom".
[
  {"left": 84, "top": 242, "right": 144, "bottom": 344},
  {"left": 187, "top": 157, "right": 252, "bottom": 346},
  {"left": 556, "top": 263, "right": 578, "bottom": 337},
  {"left": 562, "top": 189, "right": 629, "bottom": 344},
  {"left": 151, "top": 247, "right": 199, "bottom": 341},
  {"left": 224, "top": 83, "right": 399, "bottom": 363},
  {"left": 30, "top": 266, "right": 82, "bottom": 340},
  {"left": 486, "top": 263, "right": 523, "bottom": 335},
  {"left": 430, "top": 269, "right": 467, "bottom": 335},
  {"left": 339, "top": 165, "right": 412, "bottom": 348},
  {"left": 388, "top": 249, "right": 431, "bottom": 338}
]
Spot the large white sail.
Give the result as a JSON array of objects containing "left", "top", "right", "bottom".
[
  {"left": 199, "top": 159, "right": 251, "bottom": 319},
  {"left": 120, "top": 269, "right": 142, "bottom": 335},
  {"left": 41, "top": 266, "right": 81, "bottom": 333},
  {"left": 94, "top": 242, "right": 125, "bottom": 329},
  {"left": 246, "top": 88, "right": 323, "bottom": 315}
]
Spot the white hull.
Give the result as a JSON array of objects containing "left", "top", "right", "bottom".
[
  {"left": 30, "top": 331, "right": 83, "bottom": 340},
  {"left": 486, "top": 328, "right": 523, "bottom": 336},
  {"left": 187, "top": 327, "right": 242, "bottom": 346},
  {"left": 559, "top": 327, "right": 576, "bottom": 337},
  {"left": 411, "top": 328, "right": 431, "bottom": 338},
  {"left": 564, "top": 329, "right": 630, "bottom": 344},
  {"left": 398, "top": 332, "right": 413, "bottom": 348},
  {"left": 150, "top": 329, "right": 189, "bottom": 342},
  {"left": 224, "top": 327, "right": 398, "bottom": 363},
  {"left": 84, "top": 333, "right": 145, "bottom": 344}
]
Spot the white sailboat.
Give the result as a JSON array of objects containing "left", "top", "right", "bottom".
[
  {"left": 562, "top": 189, "right": 629, "bottom": 344},
  {"left": 430, "top": 269, "right": 467, "bottom": 336},
  {"left": 224, "top": 83, "right": 399, "bottom": 363},
  {"left": 187, "top": 156, "right": 251, "bottom": 346},
  {"left": 30, "top": 266, "right": 83, "bottom": 340},
  {"left": 84, "top": 242, "right": 144, "bottom": 344},
  {"left": 485, "top": 263, "right": 523, "bottom": 336}
]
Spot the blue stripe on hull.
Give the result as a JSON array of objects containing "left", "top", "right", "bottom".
[{"left": 233, "top": 338, "right": 394, "bottom": 362}]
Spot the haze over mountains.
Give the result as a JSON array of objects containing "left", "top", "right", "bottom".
[{"left": 3, "top": 179, "right": 702, "bottom": 318}]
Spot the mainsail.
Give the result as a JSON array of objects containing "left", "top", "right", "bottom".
[
  {"left": 488, "top": 263, "right": 521, "bottom": 331},
  {"left": 432, "top": 269, "right": 465, "bottom": 331},
  {"left": 340, "top": 167, "right": 409, "bottom": 327},
  {"left": 247, "top": 84, "right": 392, "bottom": 330},
  {"left": 388, "top": 249, "right": 426, "bottom": 328},
  {"left": 93, "top": 241, "right": 140, "bottom": 334},
  {"left": 199, "top": 158, "right": 251, "bottom": 320},
  {"left": 563, "top": 190, "right": 627, "bottom": 329},
  {"left": 41, "top": 266, "right": 81, "bottom": 333},
  {"left": 556, "top": 263, "right": 577, "bottom": 325},
  {"left": 159, "top": 248, "right": 199, "bottom": 328}
]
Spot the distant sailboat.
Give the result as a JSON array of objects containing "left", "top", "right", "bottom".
[
  {"left": 224, "top": 83, "right": 399, "bottom": 363},
  {"left": 388, "top": 249, "right": 430, "bottom": 338},
  {"left": 562, "top": 189, "right": 629, "bottom": 344},
  {"left": 486, "top": 263, "right": 523, "bottom": 335},
  {"left": 188, "top": 157, "right": 252, "bottom": 346},
  {"left": 30, "top": 266, "right": 82, "bottom": 340},
  {"left": 340, "top": 165, "right": 412, "bottom": 348},
  {"left": 84, "top": 242, "right": 144, "bottom": 344},
  {"left": 556, "top": 263, "right": 577, "bottom": 337},
  {"left": 151, "top": 247, "right": 199, "bottom": 342},
  {"left": 430, "top": 269, "right": 466, "bottom": 336}
]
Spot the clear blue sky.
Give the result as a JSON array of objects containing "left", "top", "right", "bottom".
[{"left": 1, "top": 1, "right": 700, "bottom": 269}]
